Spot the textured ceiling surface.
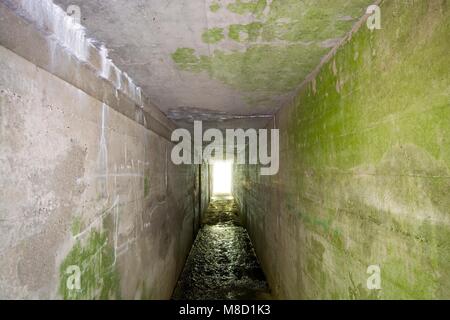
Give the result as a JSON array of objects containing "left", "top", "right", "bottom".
[{"left": 53, "top": 0, "right": 372, "bottom": 124}]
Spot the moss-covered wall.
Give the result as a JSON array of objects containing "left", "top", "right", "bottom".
[{"left": 234, "top": 0, "right": 450, "bottom": 299}]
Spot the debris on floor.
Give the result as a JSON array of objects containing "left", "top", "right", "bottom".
[{"left": 172, "top": 197, "right": 271, "bottom": 300}]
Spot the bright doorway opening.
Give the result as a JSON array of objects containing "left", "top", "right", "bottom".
[{"left": 212, "top": 160, "right": 233, "bottom": 195}]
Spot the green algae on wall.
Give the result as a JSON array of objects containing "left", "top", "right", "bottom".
[
  {"left": 59, "top": 230, "right": 120, "bottom": 300},
  {"left": 140, "top": 280, "right": 154, "bottom": 300},
  {"left": 144, "top": 176, "right": 150, "bottom": 197},
  {"left": 71, "top": 216, "right": 82, "bottom": 236},
  {"left": 233, "top": 0, "right": 450, "bottom": 299}
]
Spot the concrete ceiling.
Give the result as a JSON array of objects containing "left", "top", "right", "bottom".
[{"left": 53, "top": 0, "right": 372, "bottom": 127}]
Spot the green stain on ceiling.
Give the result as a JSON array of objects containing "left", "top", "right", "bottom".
[
  {"left": 210, "top": 2, "right": 221, "bottom": 13},
  {"left": 59, "top": 230, "right": 120, "bottom": 300},
  {"left": 172, "top": 0, "right": 372, "bottom": 99},
  {"left": 228, "top": 22, "right": 263, "bottom": 42},
  {"left": 172, "top": 44, "right": 327, "bottom": 93},
  {"left": 171, "top": 48, "right": 211, "bottom": 72},
  {"left": 259, "top": 0, "right": 368, "bottom": 42},
  {"left": 202, "top": 27, "right": 225, "bottom": 44},
  {"left": 171, "top": 48, "right": 199, "bottom": 65},
  {"left": 227, "top": 0, "right": 267, "bottom": 17}
]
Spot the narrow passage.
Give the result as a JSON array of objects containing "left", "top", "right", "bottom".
[{"left": 172, "top": 197, "right": 271, "bottom": 300}]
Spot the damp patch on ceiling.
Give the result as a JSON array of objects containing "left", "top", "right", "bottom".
[{"left": 171, "top": 0, "right": 372, "bottom": 105}]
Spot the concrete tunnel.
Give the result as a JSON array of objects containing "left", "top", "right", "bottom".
[{"left": 0, "top": 0, "right": 449, "bottom": 301}]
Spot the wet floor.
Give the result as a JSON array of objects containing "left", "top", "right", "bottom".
[{"left": 172, "top": 196, "right": 271, "bottom": 300}]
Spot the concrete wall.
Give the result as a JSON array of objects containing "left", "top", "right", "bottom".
[
  {"left": 200, "top": 164, "right": 211, "bottom": 223},
  {"left": 234, "top": 0, "right": 449, "bottom": 299},
  {"left": 0, "top": 43, "right": 202, "bottom": 299}
]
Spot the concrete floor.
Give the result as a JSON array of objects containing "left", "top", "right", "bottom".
[{"left": 172, "top": 197, "right": 271, "bottom": 300}]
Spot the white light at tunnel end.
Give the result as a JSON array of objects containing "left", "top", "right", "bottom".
[{"left": 170, "top": 121, "right": 279, "bottom": 176}]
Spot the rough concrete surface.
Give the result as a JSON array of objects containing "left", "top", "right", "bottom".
[
  {"left": 234, "top": 0, "right": 450, "bottom": 299},
  {"left": 0, "top": 45, "right": 203, "bottom": 299}
]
